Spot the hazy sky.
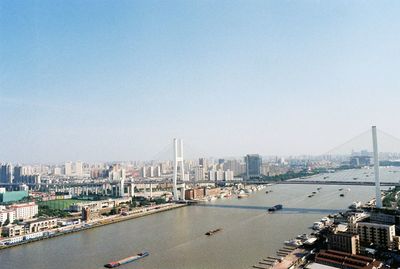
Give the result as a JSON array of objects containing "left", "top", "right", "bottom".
[{"left": 1, "top": 1, "right": 400, "bottom": 163}]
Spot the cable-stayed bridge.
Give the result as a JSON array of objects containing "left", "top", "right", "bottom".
[{"left": 3, "top": 126, "right": 400, "bottom": 206}]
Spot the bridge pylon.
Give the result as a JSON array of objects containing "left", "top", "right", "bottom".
[{"left": 173, "top": 138, "right": 185, "bottom": 200}]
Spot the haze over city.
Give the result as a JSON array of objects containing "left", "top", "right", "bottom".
[{"left": 1, "top": 1, "right": 400, "bottom": 163}]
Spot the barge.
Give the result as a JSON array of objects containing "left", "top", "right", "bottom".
[{"left": 104, "top": 252, "right": 149, "bottom": 268}]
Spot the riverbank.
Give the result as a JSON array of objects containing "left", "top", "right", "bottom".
[{"left": 0, "top": 203, "right": 186, "bottom": 250}]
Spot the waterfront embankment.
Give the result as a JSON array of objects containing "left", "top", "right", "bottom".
[{"left": 0, "top": 203, "right": 186, "bottom": 250}]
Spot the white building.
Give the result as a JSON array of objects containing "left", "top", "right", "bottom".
[
  {"left": 75, "top": 161, "right": 83, "bottom": 178},
  {"left": 224, "top": 170, "right": 234, "bottom": 181},
  {"left": 64, "top": 162, "right": 72, "bottom": 176},
  {"left": 194, "top": 166, "right": 206, "bottom": 181},
  {"left": 9, "top": 202, "right": 38, "bottom": 221},
  {"left": 208, "top": 170, "right": 215, "bottom": 181},
  {"left": 141, "top": 166, "right": 146, "bottom": 178},
  {"left": 215, "top": 170, "right": 224, "bottom": 181},
  {"left": 0, "top": 209, "right": 15, "bottom": 224}
]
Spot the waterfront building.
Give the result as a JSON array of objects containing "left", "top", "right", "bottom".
[
  {"left": 70, "top": 197, "right": 131, "bottom": 213},
  {"left": 327, "top": 232, "right": 360, "bottom": 254},
  {"left": 205, "top": 187, "right": 221, "bottom": 197},
  {"left": 9, "top": 202, "right": 38, "bottom": 220},
  {"left": 369, "top": 211, "right": 400, "bottom": 225},
  {"left": 25, "top": 218, "right": 58, "bottom": 233},
  {"left": 2, "top": 224, "right": 25, "bottom": 237},
  {"left": 184, "top": 188, "right": 205, "bottom": 200},
  {"left": 0, "top": 209, "right": 15, "bottom": 225},
  {"left": 349, "top": 222, "right": 396, "bottom": 249},
  {"left": 245, "top": 154, "right": 262, "bottom": 180},
  {"left": 315, "top": 250, "right": 382, "bottom": 269}
]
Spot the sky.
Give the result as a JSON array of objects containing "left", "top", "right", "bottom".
[{"left": 1, "top": 0, "right": 400, "bottom": 163}]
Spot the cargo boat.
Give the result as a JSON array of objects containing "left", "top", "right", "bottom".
[
  {"left": 205, "top": 228, "right": 222, "bottom": 236},
  {"left": 104, "top": 252, "right": 149, "bottom": 268},
  {"left": 268, "top": 204, "right": 283, "bottom": 212}
]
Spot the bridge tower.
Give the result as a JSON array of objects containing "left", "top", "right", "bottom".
[
  {"left": 372, "top": 126, "right": 382, "bottom": 208},
  {"left": 173, "top": 138, "right": 185, "bottom": 200}
]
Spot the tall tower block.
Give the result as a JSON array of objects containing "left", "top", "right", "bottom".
[{"left": 372, "top": 126, "right": 382, "bottom": 208}]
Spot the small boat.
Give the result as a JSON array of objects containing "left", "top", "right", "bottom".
[
  {"left": 238, "top": 194, "right": 249, "bottom": 199},
  {"left": 308, "top": 195, "right": 314, "bottom": 198},
  {"left": 268, "top": 204, "right": 283, "bottom": 212},
  {"left": 284, "top": 239, "right": 302, "bottom": 247},
  {"left": 104, "top": 252, "right": 149, "bottom": 268},
  {"left": 303, "top": 237, "right": 318, "bottom": 245},
  {"left": 340, "top": 193, "right": 345, "bottom": 197},
  {"left": 349, "top": 201, "right": 362, "bottom": 209},
  {"left": 317, "top": 187, "right": 322, "bottom": 190},
  {"left": 312, "top": 222, "right": 323, "bottom": 230},
  {"left": 338, "top": 188, "right": 343, "bottom": 191},
  {"left": 205, "top": 228, "right": 222, "bottom": 236}
]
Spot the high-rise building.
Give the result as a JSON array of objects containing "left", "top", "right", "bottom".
[
  {"left": 148, "top": 166, "right": 154, "bottom": 178},
  {"left": 0, "top": 163, "right": 14, "bottom": 183},
  {"left": 224, "top": 170, "right": 234, "bottom": 181},
  {"left": 13, "top": 165, "right": 23, "bottom": 182},
  {"left": 224, "top": 160, "right": 244, "bottom": 176},
  {"left": 141, "top": 166, "right": 147, "bottom": 178},
  {"left": 199, "top": 158, "right": 208, "bottom": 169},
  {"left": 245, "top": 154, "right": 262, "bottom": 180},
  {"left": 75, "top": 161, "right": 83, "bottom": 178},
  {"left": 194, "top": 166, "right": 206, "bottom": 181},
  {"left": 215, "top": 170, "right": 224, "bottom": 181},
  {"left": 154, "top": 166, "right": 161, "bottom": 177},
  {"left": 64, "top": 162, "right": 72, "bottom": 176}
]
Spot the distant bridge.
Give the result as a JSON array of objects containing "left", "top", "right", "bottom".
[
  {"left": 0, "top": 179, "right": 398, "bottom": 189},
  {"left": 277, "top": 180, "right": 399, "bottom": 186}
]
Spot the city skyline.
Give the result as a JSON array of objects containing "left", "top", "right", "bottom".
[{"left": 2, "top": 1, "right": 400, "bottom": 163}]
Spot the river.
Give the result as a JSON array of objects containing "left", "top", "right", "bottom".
[{"left": 0, "top": 178, "right": 381, "bottom": 269}]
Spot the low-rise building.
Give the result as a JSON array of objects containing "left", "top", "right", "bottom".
[
  {"left": 69, "top": 198, "right": 130, "bottom": 212},
  {"left": 315, "top": 250, "right": 382, "bottom": 269},
  {"left": 185, "top": 188, "right": 205, "bottom": 200},
  {"left": 205, "top": 187, "right": 221, "bottom": 197},
  {"left": 2, "top": 224, "right": 25, "bottom": 237},
  {"left": 25, "top": 218, "right": 58, "bottom": 233}
]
